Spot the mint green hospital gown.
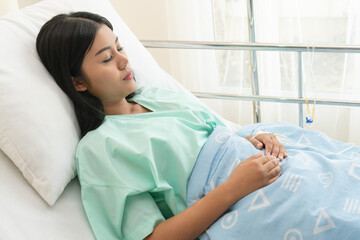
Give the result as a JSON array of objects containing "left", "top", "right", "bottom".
[{"left": 76, "top": 87, "right": 226, "bottom": 240}]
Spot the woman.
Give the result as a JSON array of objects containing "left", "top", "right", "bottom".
[{"left": 36, "top": 12, "right": 286, "bottom": 240}]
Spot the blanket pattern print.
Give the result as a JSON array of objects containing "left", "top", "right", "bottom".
[{"left": 187, "top": 122, "right": 360, "bottom": 240}]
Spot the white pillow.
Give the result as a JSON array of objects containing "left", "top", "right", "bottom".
[{"left": 0, "top": 0, "right": 185, "bottom": 205}]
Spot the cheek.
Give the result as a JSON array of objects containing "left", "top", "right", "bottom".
[{"left": 83, "top": 66, "right": 106, "bottom": 84}]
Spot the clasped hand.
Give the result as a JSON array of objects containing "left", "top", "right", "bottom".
[{"left": 245, "top": 133, "right": 288, "bottom": 160}]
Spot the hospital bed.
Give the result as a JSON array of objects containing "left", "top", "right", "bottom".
[{"left": 0, "top": 0, "right": 359, "bottom": 239}]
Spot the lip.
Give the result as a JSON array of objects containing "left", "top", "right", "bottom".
[{"left": 123, "top": 71, "right": 133, "bottom": 81}]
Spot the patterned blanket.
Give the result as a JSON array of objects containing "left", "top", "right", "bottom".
[{"left": 187, "top": 122, "right": 360, "bottom": 240}]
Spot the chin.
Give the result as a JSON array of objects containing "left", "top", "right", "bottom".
[
  {"left": 130, "top": 79, "right": 136, "bottom": 90},
  {"left": 125, "top": 81, "right": 137, "bottom": 99},
  {"left": 130, "top": 74, "right": 137, "bottom": 88}
]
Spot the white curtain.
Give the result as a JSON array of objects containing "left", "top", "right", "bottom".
[
  {"left": 164, "top": 0, "right": 234, "bottom": 121},
  {"left": 340, "top": 0, "right": 360, "bottom": 144},
  {"left": 165, "top": 0, "right": 360, "bottom": 145},
  {"left": 164, "top": 0, "right": 217, "bottom": 92}
]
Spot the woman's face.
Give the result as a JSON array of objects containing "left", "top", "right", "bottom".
[{"left": 79, "top": 24, "right": 136, "bottom": 106}]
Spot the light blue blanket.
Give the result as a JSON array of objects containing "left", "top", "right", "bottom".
[{"left": 187, "top": 122, "right": 360, "bottom": 240}]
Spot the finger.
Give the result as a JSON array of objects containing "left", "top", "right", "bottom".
[
  {"left": 244, "top": 152, "right": 263, "bottom": 162},
  {"left": 268, "top": 169, "right": 282, "bottom": 185},
  {"left": 268, "top": 163, "right": 282, "bottom": 176},
  {"left": 283, "top": 148, "right": 288, "bottom": 158},
  {"left": 257, "top": 155, "right": 270, "bottom": 164},
  {"left": 264, "top": 138, "right": 274, "bottom": 156},
  {"left": 263, "top": 156, "right": 280, "bottom": 171},
  {"left": 249, "top": 138, "right": 264, "bottom": 149},
  {"left": 270, "top": 136, "right": 281, "bottom": 157},
  {"left": 278, "top": 144, "right": 287, "bottom": 160}
]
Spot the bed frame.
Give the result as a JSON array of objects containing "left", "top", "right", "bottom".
[
  {"left": 142, "top": 0, "right": 360, "bottom": 128},
  {"left": 141, "top": 40, "right": 360, "bottom": 128}
]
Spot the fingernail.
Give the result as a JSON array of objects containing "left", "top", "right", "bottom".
[
  {"left": 266, "top": 152, "right": 270, "bottom": 156},
  {"left": 279, "top": 154, "right": 283, "bottom": 160}
]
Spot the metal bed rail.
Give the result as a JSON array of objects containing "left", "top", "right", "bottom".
[
  {"left": 141, "top": 40, "right": 360, "bottom": 53},
  {"left": 141, "top": 40, "right": 360, "bottom": 127}
]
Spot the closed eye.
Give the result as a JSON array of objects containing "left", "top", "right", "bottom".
[
  {"left": 103, "top": 47, "right": 124, "bottom": 63},
  {"left": 103, "top": 56, "right": 113, "bottom": 63}
]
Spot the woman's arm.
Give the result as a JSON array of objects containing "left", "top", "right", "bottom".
[{"left": 145, "top": 152, "right": 281, "bottom": 240}]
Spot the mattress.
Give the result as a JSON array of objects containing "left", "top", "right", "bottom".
[{"left": 0, "top": 149, "right": 94, "bottom": 239}]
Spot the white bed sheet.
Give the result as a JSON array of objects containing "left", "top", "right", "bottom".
[{"left": 0, "top": 149, "right": 94, "bottom": 239}]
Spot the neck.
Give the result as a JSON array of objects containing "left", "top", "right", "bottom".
[
  {"left": 103, "top": 99, "right": 149, "bottom": 115},
  {"left": 103, "top": 98, "right": 134, "bottom": 115}
]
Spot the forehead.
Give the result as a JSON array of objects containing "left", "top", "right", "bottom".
[{"left": 89, "top": 24, "right": 116, "bottom": 53}]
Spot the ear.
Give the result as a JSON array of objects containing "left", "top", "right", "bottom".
[{"left": 71, "top": 77, "right": 88, "bottom": 92}]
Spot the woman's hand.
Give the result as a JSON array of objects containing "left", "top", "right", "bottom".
[
  {"left": 146, "top": 152, "right": 281, "bottom": 240},
  {"left": 145, "top": 152, "right": 281, "bottom": 240},
  {"left": 245, "top": 133, "right": 288, "bottom": 160},
  {"left": 226, "top": 152, "right": 282, "bottom": 200}
]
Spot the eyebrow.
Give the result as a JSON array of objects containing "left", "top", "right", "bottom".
[{"left": 95, "top": 36, "right": 119, "bottom": 56}]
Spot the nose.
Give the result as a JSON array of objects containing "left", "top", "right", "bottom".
[{"left": 115, "top": 51, "right": 129, "bottom": 70}]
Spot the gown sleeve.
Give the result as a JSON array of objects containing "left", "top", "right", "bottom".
[
  {"left": 76, "top": 131, "right": 166, "bottom": 240},
  {"left": 81, "top": 184, "right": 165, "bottom": 240}
]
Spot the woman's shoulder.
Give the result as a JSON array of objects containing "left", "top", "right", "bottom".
[
  {"left": 76, "top": 126, "right": 103, "bottom": 151},
  {"left": 76, "top": 119, "right": 117, "bottom": 149}
]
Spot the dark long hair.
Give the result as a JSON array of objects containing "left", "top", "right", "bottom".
[{"left": 36, "top": 12, "right": 133, "bottom": 138}]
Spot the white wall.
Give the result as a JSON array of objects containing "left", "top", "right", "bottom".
[
  {"left": 109, "top": 0, "right": 171, "bottom": 73},
  {"left": 0, "top": 0, "right": 18, "bottom": 15}
]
